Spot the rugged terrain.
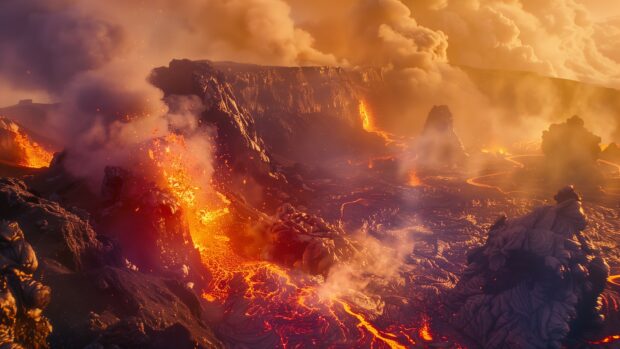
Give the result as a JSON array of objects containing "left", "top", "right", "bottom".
[{"left": 0, "top": 60, "right": 618, "bottom": 348}]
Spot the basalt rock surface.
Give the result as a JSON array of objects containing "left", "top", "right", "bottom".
[
  {"left": 0, "top": 178, "right": 223, "bottom": 349},
  {"left": 448, "top": 187, "right": 609, "bottom": 349}
]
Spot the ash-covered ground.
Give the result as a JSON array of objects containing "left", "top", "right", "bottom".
[{"left": 0, "top": 61, "right": 618, "bottom": 349}]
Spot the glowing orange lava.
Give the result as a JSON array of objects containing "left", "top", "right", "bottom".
[
  {"left": 408, "top": 170, "right": 422, "bottom": 187},
  {"left": 481, "top": 147, "right": 509, "bottom": 156},
  {"left": 358, "top": 100, "right": 392, "bottom": 142},
  {"left": 9, "top": 127, "right": 53, "bottom": 168},
  {"left": 147, "top": 132, "right": 446, "bottom": 347},
  {"left": 590, "top": 335, "right": 620, "bottom": 345},
  {"left": 338, "top": 300, "right": 407, "bottom": 349},
  {"left": 419, "top": 317, "right": 433, "bottom": 342},
  {"left": 609, "top": 275, "right": 620, "bottom": 287}
]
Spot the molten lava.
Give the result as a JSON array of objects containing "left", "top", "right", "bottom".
[
  {"left": 145, "top": 132, "right": 451, "bottom": 348},
  {"left": 358, "top": 100, "right": 393, "bottom": 142},
  {"left": 418, "top": 317, "right": 433, "bottom": 342},
  {"left": 408, "top": 170, "right": 422, "bottom": 187},
  {"left": 0, "top": 120, "right": 53, "bottom": 169},
  {"left": 12, "top": 130, "right": 53, "bottom": 168}
]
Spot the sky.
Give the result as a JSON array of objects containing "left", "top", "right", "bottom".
[{"left": 582, "top": 0, "right": 620, "bottom": 19}]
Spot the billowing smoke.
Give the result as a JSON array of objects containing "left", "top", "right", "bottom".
[{"left": 0, "top": 0, "right": 618, "bottom": 176}]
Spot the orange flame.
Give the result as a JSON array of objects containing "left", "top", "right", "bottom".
[
  {"left": 609, "top": 275, "right": 620, "bottom": 287},
  {"left": 12, "top": 128, "right": 53, "bottom": 168}
]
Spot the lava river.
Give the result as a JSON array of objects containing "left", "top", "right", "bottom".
[{"left": 147, "top": 134, "right": 451, "bottom": 349}]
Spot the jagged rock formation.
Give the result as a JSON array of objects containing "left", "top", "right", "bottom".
[
  {"left": 413, "top": 105, "right": 468, "bottom": 169},
  {"left": 150, "top": 60, "right": 386, "bottom": 168},
  {"left": 99, "top": 167, "right": 209, "bottom": 287},
  {"left": 541, "top": 116, "right": 603, "bottom": 185},
  {"left": 0, "top": 178, "right": 223, "bottom": 348},
  {"left": 261, "top": 204, "right": 355, "bottom": 276},
  {"left": 448, "top": 187, "right": 609, "bottom": 349}
]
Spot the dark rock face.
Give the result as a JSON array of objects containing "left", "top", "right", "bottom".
[
  {"left": 413, "top": 105, "right": 468, "bottom": 169},
  {"left": 448, "top": 187, "right": 609, "bottom": 349},
  {"left": 99, "top": 167, "right": 208, "bottom": 287},
  {"left": 0, "top": 178, "right": 223, "bottom": 348},
  {"left": 0, "top": 178, "right": 105, "bottom": 271},
  {"left": 150, "top": 60, "right": 386, "bottom": 169},
  {"left": 541, "top": 116, "right": 603, "bottom": 185}
]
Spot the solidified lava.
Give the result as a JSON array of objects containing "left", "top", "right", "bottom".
[{"left": 449, "top": 186, "right": 609, "bottom": 349}]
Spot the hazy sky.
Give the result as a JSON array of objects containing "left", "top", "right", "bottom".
[{"left": 582, "top": 0, "right": 620, "bottom": 19}]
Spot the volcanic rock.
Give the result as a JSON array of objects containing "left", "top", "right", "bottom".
[
  {"left": 261, "top": 204, "right": 355, "bottom": 276},
  {"left": 601, "top": 142, "right": 620, "bottom": 163},
  {"left": 0, "top": 177, "right": 105, "bottom": 271},
  {"left": 99, "top": 167, "right": 209, "bottom": 287},
  {"left": 541, "top": 115, "right": 603, "bottom": 185},
  {"left": 448, "top": 186, "right": 609, "bottom": 349},
  {"left": 0, "top": 177, "right": 223, "bottom": 348},
  {"left": 413, "top": 105, "right": 468, "bottom": 169},
  {"left": 150, "top": 60, "right": 386, "bottom": 169}
]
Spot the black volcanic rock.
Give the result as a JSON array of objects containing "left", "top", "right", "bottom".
[
  {"left": 0, "top": 178, "right": 223, "bottom": 348},
  {"left": 413, "top": 105, "right": 468, "bottom": 169},
  {"left": 0, "top": 178, "right": 105, "bottom": 271},
  {"left": 448, "top": 187, "right": 609, "bottom": 349},
  {"left": 541, "top": 116, "right": 603, "bottom": 185}
]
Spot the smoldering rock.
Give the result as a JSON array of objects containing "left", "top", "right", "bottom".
[{"left": 447, "top": 186, "right": 609, "bottom": 349}]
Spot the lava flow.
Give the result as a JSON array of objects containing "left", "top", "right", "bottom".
[
  {"left": 147, "top": 133, "right": 442, "bottom": 348},
  {"left": 0, "top": 120, "right": 53, "bottom": 168}
]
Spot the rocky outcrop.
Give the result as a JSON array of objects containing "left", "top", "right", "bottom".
[
  {"left": 448, "top": 187, "right": 609, "bottom": 349},
  {"left": 541, "top": 116, "right": 603, "bottom": 185},
  {"left": 0, "top": 177, "right": 223, "bottom": 348},
  {"left": 413, "top": 105, "right": 468, "bottom": 169},
  {"left": 150, "top": 60, "right": 387, "bottom": 168},
  {"left": 0, "top": 178, "right": 105, "bottom": 271},
  {"left": 99, "top": 166, "right": 209, "bottom": 287}
]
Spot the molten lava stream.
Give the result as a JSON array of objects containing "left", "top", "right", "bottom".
[
  {"left": 2, "top": 125, "right": 54, "bottom": 168},
  {"left": 148, "top": 134, "right": 443, "bottom": 348}
]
